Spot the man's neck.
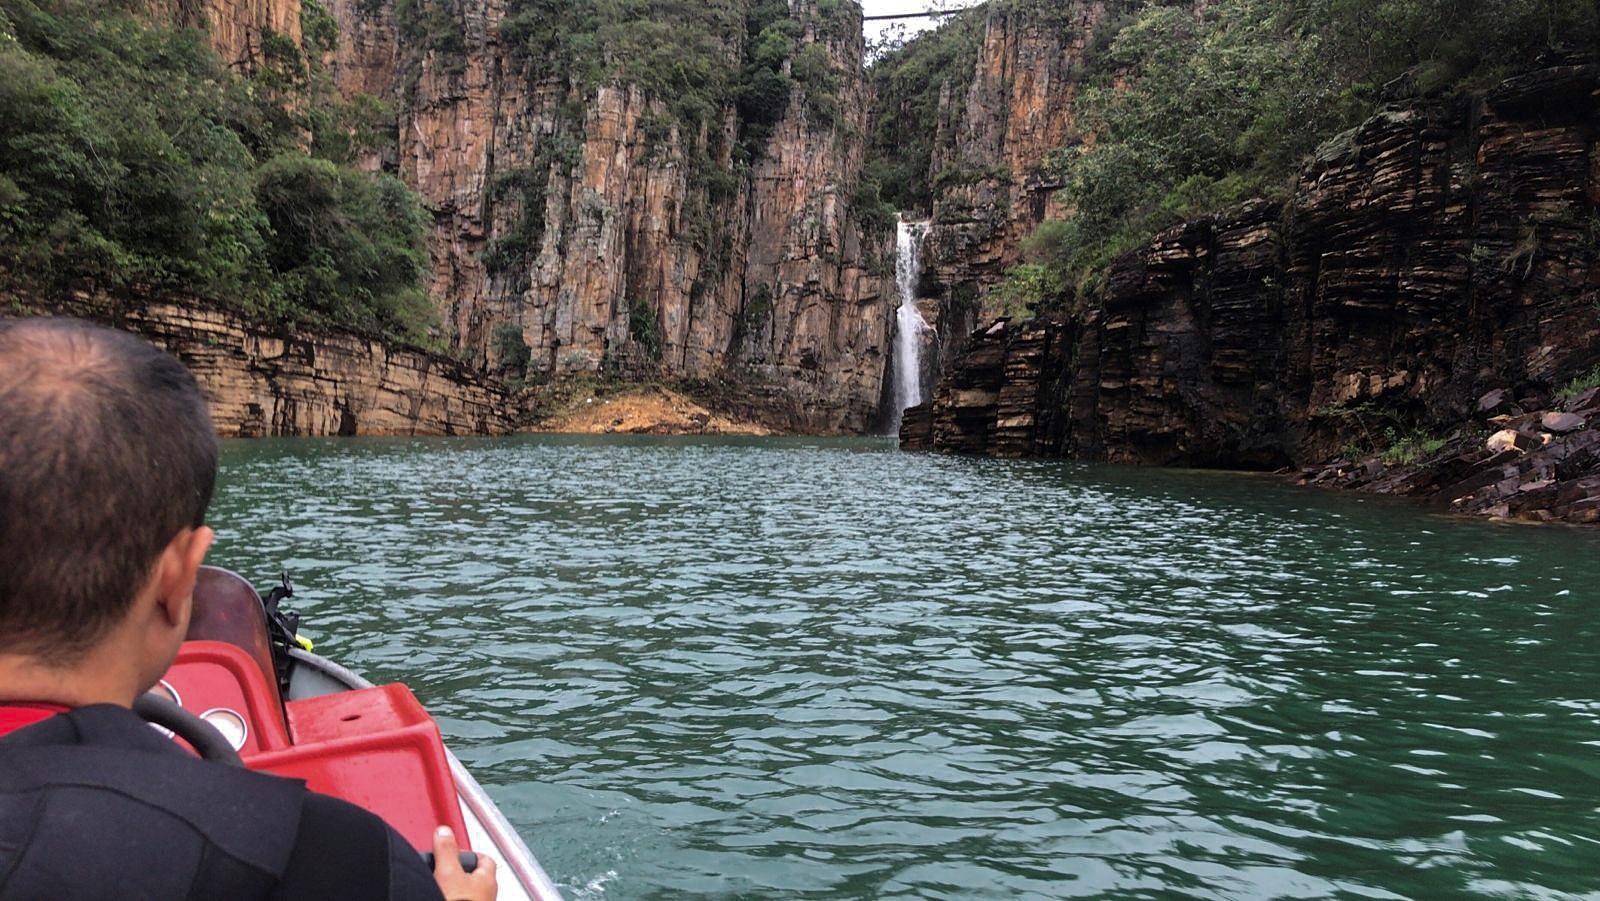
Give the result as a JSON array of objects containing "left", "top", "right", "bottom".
[
  {"left": 0, "top": 582, "right": 183, "bottom": 709},
  {"left": 0, "top": 650, "right": 142, "bottom": 709}
]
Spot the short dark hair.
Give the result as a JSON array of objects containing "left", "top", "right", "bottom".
[{"left": 0, "top": 318, "right": 217, "bottom": 660}]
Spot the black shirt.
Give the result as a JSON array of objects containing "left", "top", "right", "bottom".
[{"left": 0, "top": 704, "right": 443, "bottom": 901}]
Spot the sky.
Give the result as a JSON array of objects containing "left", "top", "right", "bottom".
[{"left": 859, "top": 0, "right": 982, "bottom": 54}]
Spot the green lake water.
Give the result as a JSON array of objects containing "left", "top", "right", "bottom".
[{"left": 210, "top": 435, "right": 1600, "bottom": 899}]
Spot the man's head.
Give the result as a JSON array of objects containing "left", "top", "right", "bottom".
[{"left": 0, "top": 318, "right": 217, "bottom": 667}]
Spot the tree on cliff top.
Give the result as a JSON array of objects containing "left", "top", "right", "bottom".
[
  {"left": 864, "top": 6, "right": 987, "bottom": 213},
  {"left": 0, "top": 0, "right": 439, "bottom": 346},
  {"left": 491, "top": 0, "right": 852, "bottom": 147},
  {"left": 987, "top": 0, "right": 1600, "bottom": 307},
  {"left": 254, "top": 154, "right": 433, "bottom": 337}
]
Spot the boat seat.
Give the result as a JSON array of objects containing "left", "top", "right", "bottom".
[{"left": 247, "top": 683, "right": 469, "bottom": 850}]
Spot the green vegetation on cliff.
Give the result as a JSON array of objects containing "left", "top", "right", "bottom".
[
  {"left": 864, "top": 7, "right": 986, "bottom": 213},
  {"left": 487, "top": 0, "right": 851, "bottom": 147},
  {"left": 457, "top": 0, "right": 863, "bottom": 314},
  {"left": 0, "top": 0, "right": 435, "bottom": 343},
  {"left": 869, "top": 0, "right": 1600, "bottom": 308},
  {"left": 496, "top": 0, "right": 742, "bottom": 129},
  {"left": 1031, "top": 0, "right": 1600, "bottom": 302}
]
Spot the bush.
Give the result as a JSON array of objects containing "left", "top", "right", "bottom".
[
  {"left": 790, "top": 43, "right": 842, "bottom": 125},
  {"left": 0, "top": 0, "right": 439, "bottom": 343},
  {"left": 737, "top": 67, "right": 791, "bottom": 133},
  {"left": 490, "top": 322, "right": 531, "bottom": 377},
  {"left": 628, "top": 296, "right": 662, "bottom": 362},
  {"left": 850, "top": 177, "right": 898, "bottom": 236},
  {"left": 1557, "top": 366, "right": 1600, "bottom": 400},
  {"left": 255, "top": 154, "right": 433, "bottom": 341},
  {"left": 1381, "top": 427, "right": 1447, "bottom": 466},
  {"left": 987, "top": 263, "right": 1063, "bottom": 320}
]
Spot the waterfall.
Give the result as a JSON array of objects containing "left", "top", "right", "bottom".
[{"left": 887, "top": 218, "right": 929, "bottom": 434}]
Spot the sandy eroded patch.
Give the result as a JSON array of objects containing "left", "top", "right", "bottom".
[{"left": 532, "top": 385, "right": 772, "bottom": 436}]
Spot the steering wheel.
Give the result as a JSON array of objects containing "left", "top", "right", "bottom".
[{"left": 133, "top": 692, "right": 245, "bottom": 767}]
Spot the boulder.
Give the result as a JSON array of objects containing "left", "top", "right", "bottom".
[
  {"left": 1477, "top": 388, "right": 1513, "bottom": 415},
  {"left": 1541, "top": 411, "right": 1586, "bottom": 434},
  {"left": 1565, "top": 497, "right": 1600, "bottom": 524},
  {"left": 1487, "top": 429, "right": 1538, "bottom": 453},
  {"left": 1566, "top": 386, "right": 1600, "bottom": 414}
]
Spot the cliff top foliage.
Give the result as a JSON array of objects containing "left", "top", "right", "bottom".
[
  {"left": 440, "top": 0, "right": 865, "bottom": 296},
  {"left": 0, "top": 0, "right": 437, "bottom": 345},
  {"left": 1026, "top": 0, "right": 1600, "bottom": 305},
  {"left": 453, "top": 0, "right": 856, "bottom": 145},
  {"left": 869, "top": 0, "right": 1600, "bottom": 311},
  {"left": 863, "top": 5, "right": 987, "bottom": 213}
]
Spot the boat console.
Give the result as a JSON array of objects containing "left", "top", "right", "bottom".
[{"left": 158, "top": 568, "right": 470, "bottom": 850}]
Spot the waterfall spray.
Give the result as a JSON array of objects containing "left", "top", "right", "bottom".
[{"left": 886, "top": 219, "right": 930, "bottom": 434}]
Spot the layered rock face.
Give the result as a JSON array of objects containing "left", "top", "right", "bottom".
[
  {"left": 901, "top": 315, "right": 1072, "bottom": 457},
  {"left": 917, "top": 2, "right": 1107, "bottom": 358},
  {"left": 1300, "top": 388, "right": 1600, "bottom": 523},
  {"left": 907, "top": 64, "right": 1600, "bottom": 522},
  {"left": 735, "top": 19, "right": 894, "bottom": 433},
  {"left": 150, "top": 0, "right": 303, "bottom": 70},
  {"left": 314, "top": 0, "right": 893, "bottom": 433},
  {"left": 153, "top": 0, "right": 895, "bottom": 434},
  {"left": 12, "top": 292, "right": 514, "bottom": 437}
]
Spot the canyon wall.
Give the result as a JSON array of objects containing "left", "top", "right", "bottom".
[
  {"left": 924, "top": 2, "right": 1099, "bottom": 283},
  {"left": 145, "top": 0, "right": 895, "bottom": 434},
  {"left": 315, "top": 0, "right": 893, "bottom": 433},
  {"left": 886, "top": 1, "right": 1112, "bottom": 374},
  {"left": 11, "top": 291, "right": 514, "bottom": 436},
  {"left": 736, "top": 13, "right": 894, "bottom": 433},
  {"left": 905, "top": 63, "right": 1600, "bottom": 520},
  {"left": 149, "top": 0, "right": 302, "bottom": 70}
]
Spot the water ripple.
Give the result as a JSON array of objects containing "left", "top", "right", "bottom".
[{"left": 211, "top": 435, "right": 1600, "bottom": 899}]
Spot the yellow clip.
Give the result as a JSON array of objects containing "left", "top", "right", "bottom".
[{"left": 295, "top": 634, "right": 314, "bottom": 652}]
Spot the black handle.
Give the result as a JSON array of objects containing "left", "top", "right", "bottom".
[
  {"left": 420, "top": 851, "right": 479, "bottom": 874},
  {"left": 133, "top": 693, "right": 244, "bottom": 767}
]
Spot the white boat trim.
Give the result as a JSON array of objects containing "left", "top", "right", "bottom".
[{"left": 285, "top": 649, "right": 564, "bottom": 901}]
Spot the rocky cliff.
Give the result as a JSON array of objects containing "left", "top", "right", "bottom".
[
  {"left": 735, "top": 17, "right": 894, "bottom": 433},
  {"left": 880, "top": 0, "right": 1114, "bottom": 377},
  {"left": 309, "top": 0, "right": 895, "bottom": 433},
  {"left": 905, "top": 63, "right": 1600, "bottom": 523},
  {"left": 11, "top": 291, "right": 513, "bottom": 437},
  {"left": 925, "top": 2, "right": 1100, "bottom": 282},
  {"left": 140, "top": 0, "right": 896, "bottom": 434},
  {"left": 149, "top": 0, "right": 302, "bottom": 71}
]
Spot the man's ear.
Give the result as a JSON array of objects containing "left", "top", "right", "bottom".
[{"left": 152, "top": 526, "right": 215, "bottom": 629}]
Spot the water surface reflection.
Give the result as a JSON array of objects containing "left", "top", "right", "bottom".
[{"left": 212, "top": 436, "right": 1600, "bottom": 899}]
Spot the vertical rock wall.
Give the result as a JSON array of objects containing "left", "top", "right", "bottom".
[
  {"left": 150, "top": 0, "right": 303, "bottom": 70},
  {"left": 315, "top": 0, "right": 894, "bottom": 433},
  {"left": 10, "top": 291, "right": 515, "bottom": 437},
  {"left": 908, "top": 64, "right": 1600, "bottom": 483},
  {"left": 164, "top": 0, "right": 896, "bottom": 434},
  {"left": 735, "top": 6, "right": 892, "bottom": 432},
  {"left": 913, "top": 1, "right": 1111, "bottom": 366}
]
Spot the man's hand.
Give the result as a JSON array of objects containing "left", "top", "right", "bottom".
[{"left": 431, "top": 826, "right": 498, "bottom": 901}]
